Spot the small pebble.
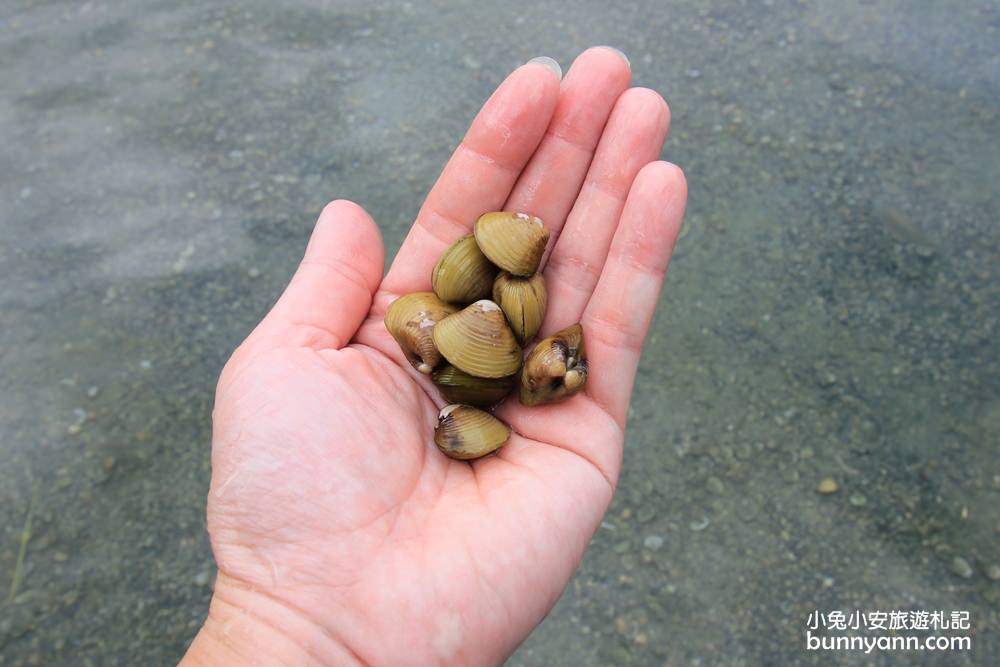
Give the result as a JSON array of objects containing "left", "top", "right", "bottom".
[
  {"left": 951, "top": 556, "right": 974, "bottom": 579},
  {"left": 637, "top": 506, "right": 656, "bottom": 523},
  {"left": 706, "top": 476, "right": 725, "bottom": 494},
  {"left": 986, "top": 564, "right": 1000, "bottom": 581},
  {"left": 67, "top": 424, "right": 82, "bottom": 435},
  {"left": 194, "top": 570, "right": 211, "bottom": 587},
  {"left": 849, "top": 493, "right": 867, "bottom": 507},
  {"left": 247, "top": 267, "right": 261, "bottom": 278},
  {"left": 643, "top": 535, "right": 665, "bottom": 551},
  {"left": 817, "top": 478, "right": 838, "bottom": 494},
  {"left": 139, "top": 360, "right": 152, "bottom": 369},
  {"left": 86, "top": 385, "right": 100, "bottom": 398},
  {"left": 613, "top": 540, "right": 631, "bottom": 554},
  {"left": 690, "top": 517, "right": 711, "bottom": 531}
]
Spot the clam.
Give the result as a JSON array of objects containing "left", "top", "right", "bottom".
[
  {"left": 434, "top": 404, "right": 511, "bottom": 460},
  {"left": 384, "top": 292, "right": 458, "bottom": 374},
  {"left": 433, "top": 300, "right": 522, "bottom": 378},
  {"left": 474, "top": 212, "right": 549, "bottom": 276},
  {"left": 432, "top": 234, "right": 498, "bottom": 305},
  {"left": 432, "top": 365, "right": 515, "bottom": 408},
  {"left": 519, "top": 323, "right": 588, "bottom": 406},
  {"left": 493, "top": 271, "right": 547, "bottom": 344}
]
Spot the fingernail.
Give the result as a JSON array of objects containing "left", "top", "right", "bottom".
[
  {"left": 527, "top": 56, "right": 562, "bottom": 80},
  {"left": 599, "top": 45, "right": 630, "bottom": 69}
]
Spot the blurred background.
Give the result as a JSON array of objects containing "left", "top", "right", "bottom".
[{"left": 2, "top": 1, "right": 998, "bottom": 665}]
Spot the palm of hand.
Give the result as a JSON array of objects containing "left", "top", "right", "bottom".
[{"left": 204, "top": 49, "right": 686, "bottom": 667}]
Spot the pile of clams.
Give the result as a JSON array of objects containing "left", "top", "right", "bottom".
[{"left": 385, "top": 212, "right": 588, "bottom": 460}]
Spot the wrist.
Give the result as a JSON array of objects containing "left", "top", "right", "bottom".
[{"left": 181, "top": 571, "right": 367, "bottom": 666}]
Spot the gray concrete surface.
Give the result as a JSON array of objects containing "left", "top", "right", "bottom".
[{"left": 1, "top": 1, "right": 998, "bottom": 665}]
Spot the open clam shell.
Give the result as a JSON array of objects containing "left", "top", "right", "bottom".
[
  {"left": 493, "top": 271, "right": 547, "bottom": 344},
  {"left": 432, "top": 234, "right": 498, "bottom": 305},
  {"left": 433, "top": 300, "right": 522, "bottom": 378},
  {"left": 519, "top": 323, "right": 588, "bottom": 406},
  {"left": 384, "top": 292, "right": 458, "bottom": 374},
  {"left": 474, "top": 212, "right": 549, "bottom": 276},
  {"left": 434, "top": 404, "right": 511, "bottom": 460}
]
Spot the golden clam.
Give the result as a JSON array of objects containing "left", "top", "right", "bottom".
[
  {"left": 431, "top": 234, "right": 498, "bottom": 305},
  {"left": 432, "top": 365, "right": 516, "bottom": 408},
  {"left": 519, "top": 323, "right": 588, "bottom": 406},
  {"left": 384, "top": 292, "right": 457, "bottom": 374},
  {"left": 493, "top": 271, "right": 547, "bottom": 344},
  {"left": 433, "top": 300, "right": 522, "bottom": 378},
  {"left": 434, "top": 404, "right": 511, "bottom": 460},
  {"left": 474, "top": 212, "right": 549, "bottom": 276}
]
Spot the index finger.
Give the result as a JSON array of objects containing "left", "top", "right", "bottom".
[{"left": 379, "top": 60, "right": 561, "bottom": 298}]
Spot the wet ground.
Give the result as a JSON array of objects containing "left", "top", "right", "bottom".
[{"left": 2, "top": 1, "right": 998, "bottom": 665}]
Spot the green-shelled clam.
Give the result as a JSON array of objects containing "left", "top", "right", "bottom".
[
  {"left": 384, "top": 292, "right": 457, "bottom": 374},
  {"left": 519, "top": 323, "right": 588, "bottom": 406},
  {"left": 434, "top": 404, "right": 511, "bottom": 460}
]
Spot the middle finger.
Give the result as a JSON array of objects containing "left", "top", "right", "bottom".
[{"left": 503, "top": 46, "right": 632, "bottom": 241}]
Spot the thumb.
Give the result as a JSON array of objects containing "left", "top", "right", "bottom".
[{"left": 250, "top": 199, "right": 384, "bottom": 351}]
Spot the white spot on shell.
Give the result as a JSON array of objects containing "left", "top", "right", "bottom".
[
  {"left": 418, "top": 317, "right": 435, "bottom": 328},
  {"left": 474, "top": 299, "right": 501, "bottom": 312},
  {"left": 516, "top": 212, "right": 530, "bottom": 220},
  {"left": 439, "top": 404, "right": 462, "bottom": 418}
]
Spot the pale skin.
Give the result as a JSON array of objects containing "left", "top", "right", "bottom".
[{"left": 182, "top": 47, "right": 687, "bottom": 666}]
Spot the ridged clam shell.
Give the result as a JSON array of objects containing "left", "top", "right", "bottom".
[
  {"left": 434, "top": 404, "right": 511, "bottom": 460},
  {"left": 474, "top": 212, "right": 549, "bottom": 276},
  {"left": 433, "top": 300, "right": 522, "bottom": 378},
  {"left": 432, "top": 365, "right": 515, "bottom": 408},
  {"left": 432, "top": 234, "right": 498, "bottom": 305},
  {"left": 493, "top": 271, "right": 547, "bottom": 344},
  {"left": 383, "top": 292, "right": 458, "bottom": 374},
  {"left": 519, "top": 323, "right": 588, "bottom": 406}
]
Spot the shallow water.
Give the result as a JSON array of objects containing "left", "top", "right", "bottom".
[{"left": 2, "top": 1, "right": 998, "bottom": 665}]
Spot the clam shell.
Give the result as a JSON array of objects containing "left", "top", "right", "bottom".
[
  {"left": 383, "top": 292, "right": 458, "bottom": 374},
  {"left": 434, "top": 404, "right": 511, "bottom": 460},
  {"left": 519, "top": 323, "right": 588, "bottom": 406},
  {"left": 432, "top": 365, "right": 515, "bottom": 408},
  {"left": 493, "top": 271, "right": 547, "bottom": 344},
  {"left": 432, "top": 234, "right": 498, "bottom": 305},
  {"left": 474, "top": 212, "right": 549, "bottom": 276},
  {"left": 433, "top": 300, "right": 522, "bottom": 378}
]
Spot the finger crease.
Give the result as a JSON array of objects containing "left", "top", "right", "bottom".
[
  {"left": 457, "top": 142, "right": 523, "bottom": 176},
  {"left": 581, "top": 174, "right": 630, "bottom": 205},
  {"left": 414, "top": 208, "right": 474, "bottom": 248},
  {"left": 587, "top": 312, "right": 644, "bottom": 353},
  {"left": 545, "top": 253, "right": 603, "bottom": 293},
  {"left": 300, "top": 258, "right": 376, "bottom": 296},
  {"left": 543, "top": 129, "right": 599, "bottom": 157}
]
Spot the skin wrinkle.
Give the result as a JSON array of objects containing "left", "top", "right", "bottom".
[
  {"left": 414, "top": 207, "right": 476, "bottom": 249},
  {"left": 586, "top": 310, "right": 646, "bottom": 354},
  {"left": 543, "top": 253, "right": 602, "bottom": 294},
  {"left": 457, "top": 140, "right": 523, "bottom": 175},
  {"left": 461, "top": 533, "right": 516, "bottom": 656},
  {"left": 210, "top": 573, "right": 371, "bottom": 667}
]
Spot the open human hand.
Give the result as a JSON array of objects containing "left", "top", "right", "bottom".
[{"left": 183, "top": 47, "right": 687, "bottom": 667}]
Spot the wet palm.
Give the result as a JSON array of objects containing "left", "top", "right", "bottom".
[{"left": 186, "top": 48, "right": 686, "bottom": 667}]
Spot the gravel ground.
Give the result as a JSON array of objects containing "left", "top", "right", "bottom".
[{"left": 1, "top": 1, "right": 998, "bottom": 665}]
